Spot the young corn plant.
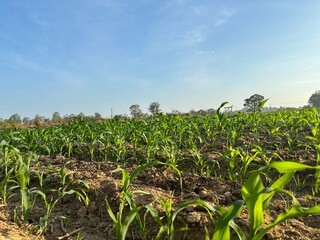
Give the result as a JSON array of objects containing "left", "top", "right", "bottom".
[
  {"left": 34, "top": 189, "right": 60, "bottom": 234},
  {"left": 145, "top": 199, "right": 215, "bottom": 240},
  {"left": 31, "top": 165, "right": 89, "bottom": 235},
  {"left": 0, "top": 168, "right": 19, "bottom": 205},
  {"left": 56, "top": 164, "right": 89, "bottom": 205},
  {"left": 0, "top": 142, "right": 21, "bottom": 204},
  {"left": 15, "top": 154, "right": 34, "bottom": 223},
  {"left": 216, "top": 102, "right": 229, "bottom": 131},
  {"left": 106, "top": 163, "right": 154, "bottom": 240},
  {"left": 211, "top": 161, "right": 320, "bottom": 240}
]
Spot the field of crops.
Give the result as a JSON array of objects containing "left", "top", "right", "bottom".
[{"left": 1, "top": 106, "right": 320, "bottom": 239}]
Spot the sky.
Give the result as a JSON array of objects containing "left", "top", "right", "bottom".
[{"left": 1, "top": 0, "right": 320, "bottom": 119}]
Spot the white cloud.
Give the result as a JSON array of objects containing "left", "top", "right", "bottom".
[
  {"left": 215, "top": 7, "right": 234, "bottom": 26},
  {"left": 220, "top": 8, "right": 234, "bottom": 18},
  {"left": 147, "top": 2, "right": 234, "bottom": 53},
  {"left": 176, "top": 29, "right": 206, "bottom": 48}
]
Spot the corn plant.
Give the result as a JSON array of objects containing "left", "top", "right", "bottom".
[
  {"left": 0, "top": 168, "right": 19, "bottom": 205},
  {"left": 145, "top": 199, "right": 215, "bottom": 240},
  {"left": 106, "top": 163, "right": 153, "bottom": 240},
  {"left": 211, "top": 161, "right": 320, "bottom": 240},
  {"left": 0, "top": 141, "right": 21, "bottom": 204},
  {"left": 216, "top": 101, "right": 229, "bottom": 131},
  {"left": 15, "top": 154, "right": 34, "bottom": 223},
  {"left": 34, "top": 189, "right": 60, "bottom": 234},
  {"left": 56, "top": 164, "right": 89, "bottom": 205}
]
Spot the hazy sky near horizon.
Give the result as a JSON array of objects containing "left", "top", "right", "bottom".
[{"left": 1, "top": 0, "right": 320, "bottom": 118}]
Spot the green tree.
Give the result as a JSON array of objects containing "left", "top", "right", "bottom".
[
  {"left": 8, "top": 114, "right": 21, "bottom": 124},
  {"left": 51, "top": 112, "right": 61, "bottom": 122},
  {"left": 22, "top": 117, "right": 31, "bottom": 124},
  {"left": 308, "top": 90, "right": 320, "bottom": 108},
  {"left": 206, "top": 108, "right": 216, "bottom": 115},
  {"left": 129, "top": 104, "right": 143, "bottom": 118},
  {"left": 244, "top": 94, "right": 265, "bottom": 112},
  {"left": 94, "top": 112, "right": 102, "bottom": 119},
  {"left": 34, "top": 114, "right": 44, "bottom": 126},
  {"left": 148, "top": 102, "right": 161, "bottom": 115}
]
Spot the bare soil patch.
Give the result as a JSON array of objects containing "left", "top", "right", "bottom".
[{"left": 0, "top": 156, "right": 319, "bottom": 240}]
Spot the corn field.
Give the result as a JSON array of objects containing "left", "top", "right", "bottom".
[{"left": 1, "top": 107, "right": 320, "bottom": 239}]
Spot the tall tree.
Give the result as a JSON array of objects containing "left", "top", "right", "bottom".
[
  {"left": 94, "top": 112, "right": 102, "bottom": 119},
  {"left": 52, "top": 112, "right": 61, "bottom": 122},
  {"left": 148, "top": 102, "right": 161, "bottom": 115},
  {"left": 23, "top": 117, "right": 31, "bottom": 124},
  {"left": 33, "top": 115, "right": 43, "bottom": 126},
  {"left": 244, "top": 94, "right": 265, "bottom": 112},
  {"left": 8, "top": 114, "right": 21, "bottom": 124},
  {"left": 129, "top": 104, "right": 143, "bottom": 118},
  {"left": 308, "top": 90, "right": 320, "bottom": 108}
]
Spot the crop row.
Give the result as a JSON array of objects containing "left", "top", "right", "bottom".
[
  {"left": 0, "top": 106, "right": 320, "bottom": 239},
  {"left": 1, "top": 108, "right": 320, "bottom": 160}
]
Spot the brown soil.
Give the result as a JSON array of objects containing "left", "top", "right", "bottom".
[{"left": 0, "top": 156, "right": 320, "bottom": 240}]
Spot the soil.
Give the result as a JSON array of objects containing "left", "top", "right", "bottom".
[{"left": 0, "top": 155, "right": 320, "bottom": 240}]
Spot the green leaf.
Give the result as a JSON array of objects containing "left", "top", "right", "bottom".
[
  {"left": 229, "top": 220, "right": 247, "bottom": 240},
  {"left": 204, "top": 226, "right": 210, "bottom": 240},
  {"left": 145, "top": 204, "right": 163, "bottom": 227},
  {"left": 105, "top": 199, "right": 117, "bottom": 223},
  {"left": 262, "top": 172, "right": 294, "bottom": 209},
  {"left": 241, "top": 171, "right": 265, "bottom": 237},
  {"left": 217, "top": 102, "right": 229, "bottom": 114},
  {"left": 258, "top": 99, "right": 269, "bottom": 109},
  {"left": 172, "top": 200, "right": 215, "bottom": 223},
  {"left": 269, "top": 161, "right": 320, "bottom": 173},
  {"left": 253, "top": 205, "right": 320, "bottom": 240},
  {"left": 39, "top": 216, "right": 47, "bottom": 233},
  {"left": 119, "top": 209, "right": 139, "bottom": 240},
  {"left": 130, "top": 163, "right": 154, "bottom": 184},
  {"left": 213, "top": 200, "right": 244, "bottom": 240}
]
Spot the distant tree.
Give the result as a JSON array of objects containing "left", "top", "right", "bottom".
[
  {"left": 8, "top": 114, "right": 21, "bottom": 124},
  {"left": 78, "top": 112, "right": 86, "bottom": 118},
  {"left": 75, "top": 112, "right": 86, "bottom": 121},
  {"left": 189, "top": 109, "right": 196, "bottom": 114},
  {"left": 206, "top": 108, "right": 216, "bottom": 115},
  {"left": 113, "top": 114, "right": 128, "bottom": 120},
  {"left": 244, "top": 94, "right": 265, "bottom": 112},
  {"left": 197, "top": 109, "right": 206, "bottom": 115},
  {"left": 148, "top": 102, "right": 161, "bottom": 115},
  {"left": 63, "top": 114, "right": 70, "bottom": 121},
  {"left": 170, "top": 109, "right": 181, "bottom": 115},
  {"left": 52, "top": 112, "right": 61, "bottom": 122},
  {"left": 94, "top": 112, "right": 102, "bottom": 119},
  {"left": 43, "top": 117, "right": 50, "bottom": 123},
  {"left": 129, "top": 104, "right": 143, "bottom": 118},
  {"left": 34, "top": 115, "right": 44, "bottom": 126},
  {"left": 22, "top": 117, "right": 31, "bottom": 124},
  {"left": 308, "top": 90, "right": 320, "bottom": 108}
]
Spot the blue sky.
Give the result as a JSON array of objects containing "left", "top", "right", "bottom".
[{"left": 1, "top": 0, "right": 320, "bottom": 119}]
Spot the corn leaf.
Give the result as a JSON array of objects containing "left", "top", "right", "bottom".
[
  {"left": 253, "top": 205, "right": 320, "bottom": 240},
  {"left": 262, "top": 172, "right": 293, "bottom": 209},
  {"left": 119, "top": 209, "right": 139, "bottom": 240},
  {"left": 213, "top": 200, "right": 244, "bottom": 240},
  {"left": 269, "top": 161, "right": 320, "bottom": 173},
  {"left": 241, "top": 170, "right": 265, "bottom": 237}
]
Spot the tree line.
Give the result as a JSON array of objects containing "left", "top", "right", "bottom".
[{"left": 1, "top": 91, "right": 320, "bottom": 126}]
